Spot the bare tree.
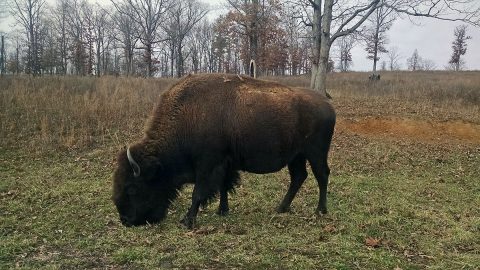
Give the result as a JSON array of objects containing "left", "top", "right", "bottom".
[
  {"left": 6, "top": 31, "right": 22, "bottom": 74},
  {"left": 363, "top": 4, "right": 394, "bottom": 73},
  {"left": 163, "top": 0, "right": 207, "bottom": 77},
  {"left": 283, "top": 4, "right": 310, "bottom": 76},
  {"left": 448, "top": 25, "right": 471, "bottom": 71},
  {"left": 423, "top": 59, "right": 436, "bottom": 71},
  {"left": 387, "top": 46, "right": 401, "bottom": 70},
  {"left": 91, "top": 5, "right": 110, "bottom": 76},
  {"left": 11, "top": 0, "right": 46, "bottom": 75},
  {"left": 407, "top": 49, "right": 422, "bottom": 71},
  {"left": 111, "top": 0, "right": 172, "bottom": 77},
  {"left": 51, "top": 0, "right": 70, "bottom": 75},
  {"left": 81, "top": 1, "right": 96, "bottom": 75},
  {"left": 335, "top": 34, "right": 356, "bottom": 72},
  {"left": 64, "top": 0, "right": 89, "bottom": 75},
  {"left": 380, "top": 60, "right": 387, "bottom": 71},
  {"left": 186, "top": 19, "right": 213, "bottom": 74},
  {"left": 111, "top": 7, "right": 139, "bottom": 76},
  {"left": 38, "top": 17, "right": 58, "bottom": 74}
]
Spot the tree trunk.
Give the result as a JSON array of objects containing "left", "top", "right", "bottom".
[
  {"left": 16, "top": 40, "right": 20, "bottom": 74},
  {"left": 96, "top": 40, "right": 101, "bottom": 77},
  {"left": 29, "top": 16, "right": 37, "bottom": 76},
  {"left": 0, "top": 35, "right": 4, "bottom": 76},
  {"left": 372, "top": 18, "right": 380, "bottom": 73},
  {"left": 310, "top": 0, "right": 321, "bottom": 90},
  {"left": 311, "top": 0, "right": 333, "bottom": 97},
  {"left": 248, "top": 0, "right": 259, "bottom": 77},
  {"left": 176, "top": 41, "right": 183, "bottom": 77},
  {"left": 146, "top": 42, "right": 153, "bottom": 77},
  {"left": 170, "top": 42, "right": 175, "bottom": 77},
  {"left": 61, "top": 11, "right": 67, "bottom": 75}
]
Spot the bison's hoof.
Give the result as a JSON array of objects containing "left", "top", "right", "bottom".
[
  {"left": 276, "top": 205, "right": 291, "bottom": 213},
  {"left": 216, "top": 208, "right": 229, "bottom": 216},
  {"left": 316, "top": 208, "right": 328, "bottom": 216},
  {"left": 180, "top": 216, "right": 196, "bottom": 229}
]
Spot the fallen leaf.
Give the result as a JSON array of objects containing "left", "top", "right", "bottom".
[
  {"left": 323, "top": 224, "right": 337, "bottom": 233},
  {"left": 365, "top": 237, "right": 382, "bottom": 248}
]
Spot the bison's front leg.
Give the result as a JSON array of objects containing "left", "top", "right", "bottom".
[
  {"left": 181, "top": 162, "right": 226, "bottom": 229},
  {"left": 180, "top": 185, "right": 202, "bottom": 229},
  {"left": 216, "top": 187, "right": 229, "bottom": 216}
]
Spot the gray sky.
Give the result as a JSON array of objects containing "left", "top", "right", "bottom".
[
  {"left": 1, "top": 0, "right": 479, "bottom": 71},
  {"left": 352, "top": 17, "right": 480, "bottom": 71}
]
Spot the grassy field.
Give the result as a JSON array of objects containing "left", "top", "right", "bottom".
[{"left": 1, "top": 72, "right": 479, "bottom": 269}]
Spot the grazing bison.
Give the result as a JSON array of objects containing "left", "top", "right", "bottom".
[{"left": 112, "top": 73, "right": 336, "bottom": 228}]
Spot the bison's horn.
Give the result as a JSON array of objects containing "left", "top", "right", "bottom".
[{"left": 126, "top": 147, "right": 141, "bottom": 177}]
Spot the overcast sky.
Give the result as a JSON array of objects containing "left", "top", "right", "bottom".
[
  {"left": 1, "top": 0, "right": 479, "bottom": 71},
  {"left": 352, "top": 17, "right": 480, "bottom": 71}
]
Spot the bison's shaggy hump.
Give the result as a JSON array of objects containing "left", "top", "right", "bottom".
[{"left": 113, "top": 73, "right": 336, "bottom": 228}]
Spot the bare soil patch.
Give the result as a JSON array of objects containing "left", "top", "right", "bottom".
[{"left": 338, "top": 117, "right": 480, "bottom": 144}]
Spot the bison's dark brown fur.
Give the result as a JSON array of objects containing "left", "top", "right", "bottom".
[{"left": 112, "top": 73, "right": 336, "bottom": 228}]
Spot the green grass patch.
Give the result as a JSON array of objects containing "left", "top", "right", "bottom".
[{"left": 1, "top": 139, "right": 479, "bottom": 269}]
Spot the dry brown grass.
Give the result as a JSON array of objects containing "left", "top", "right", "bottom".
[
  {"left": 269, "top": 71, "right": 480, "bottom": 124},
  {"left": 0, "top": 76, "right": 177, "bottom": 152},
  {"left": 270, "top": 71, "right": 480, "bottom": 105},
  {"left": 1, "top": 71, "right": 479, "bottom": 153}
]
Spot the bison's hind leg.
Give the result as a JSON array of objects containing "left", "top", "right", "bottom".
[
  {"left": 277, "top": 154, "right": 308, "bottom": 213},
  {"left": 308, "top": 152, "right": 330, "bottom": 215}
]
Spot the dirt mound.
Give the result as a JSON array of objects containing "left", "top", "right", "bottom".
[{"left": 338, "top": 117, "right": 480, "bottom": 144}]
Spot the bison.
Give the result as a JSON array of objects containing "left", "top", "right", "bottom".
[{"left": 112, "top": 73, "right": 336, "bottom": 229}]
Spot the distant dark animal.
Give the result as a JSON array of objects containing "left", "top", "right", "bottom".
[
  {"left": 112, "top": 73, "right": 336, "bottom": 229},
  {"left": 369, "top": 73, "right": 381, "bottom": 81}
]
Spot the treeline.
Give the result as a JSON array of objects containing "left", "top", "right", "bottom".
[
  {"left": 1, "top": 0, "right": 312, "bottom": 77},
  {"left": 1, "top": 0, "right": 477, "bottom": 81}
]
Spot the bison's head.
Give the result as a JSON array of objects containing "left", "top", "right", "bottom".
[{"left": 112, "top": 145, "right": 172, "bottom": 227}]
